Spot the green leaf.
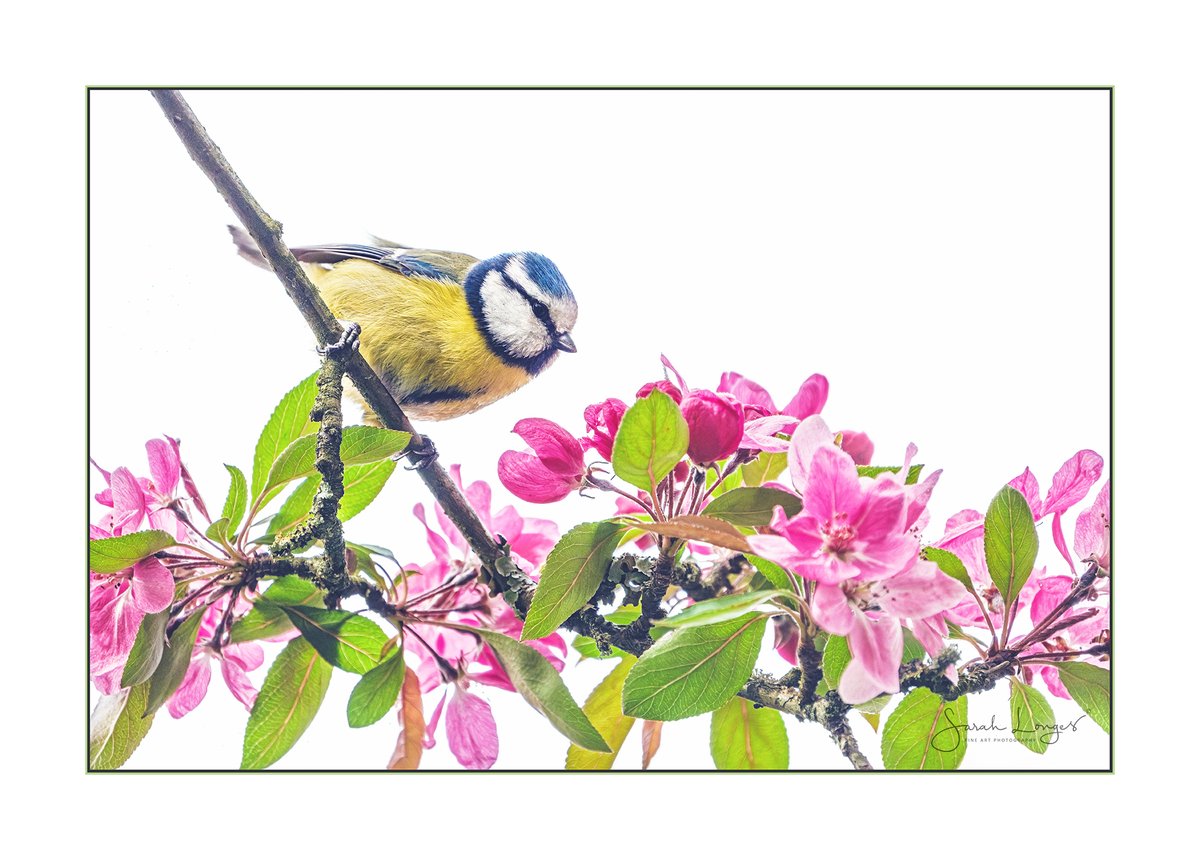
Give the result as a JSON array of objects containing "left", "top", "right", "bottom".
[
  {"left": 242, "top": 637, "right": 333, "bottom": 769},
  {"left": 221, "top": 464, "right": 248, "bottom": 539},
  {"left": 566, "top": 655, "right": 637, "bottom": 769},
  {"left": 710, "top": 695, "right": 789, "bottom": 769},
  {"left": 228, "top": 576, "right": 325, "bottom": 643},
  {"left": 523, "top": 521, "right": 628, "bottom": 641},
  {"left": 89, "top": 683, "right": 155, "bottom": 769},
  {"left": 262, "top": 426, "right": 411, "bottom": 504},
  {"left": 701, "top": 486, "right": 803, "bottom": 527},
  {"left": 983, "top": 485, "right": 1039, "bottom": 607},
  {"left": 267, "top": 459, "right": 397, "bottom": 537},
  {"left": 121, "top": 608, "right": 170, "bottom": 687},
  {"left": 881, "top": 688, "right": 967, "bottom": 770},
  {"left": 1055, "top": 662, "right": 1110, "bottom": 734},
  {"left": 622, "top": 614, "right": 767, "bottom": 721},
  {"left": 741, "top": 450, "right": 787, "bottom": 486},
  {"left": 822, "top": 635, "right": 851, "bottom": 689},
  {"left": 143, "top": 608, "right": 206, "bottom": 716},
  {"left": 473, "top": 628, "right": 609, "bottom": 752},
  {"left": 857, "top": 464, "right": 924, "bottom": 484},
  {"left": 89, "top": 530, "right": 176, "bottom": 574},
  {"left": 347, "top": 650, "right": 407, "bottom": 728},
  {"left": 611, "top": 388, "right": 689, "bottom": 492},
  {"left": 272, "top": 604, "right": 390, "bottom": 674},
  {"left": 1010, "top": 678, "right": 1056, "bottom": 754},
  {"left": 204, "top": 517, "right": 232, "bottom": 545},
  {"left": 923, "top": 546, "right": 978, "bottom": 597},
  {"left": 335, "top": 459, "right": 396, "bottom": 521},
  {"left": 746, "top": 554, "right": 793, "bottom": 591},
  {"left": 902, "top": 628, "right": 927, "bottom": 663},
  {"left": 252, "top": 371, "right": 320, "bottom": 505},
  {"left": 654, "top": 589, "right": 789, "bottom": 629},
  {"left": 268, "top": 475, "right": 320, "bottom": 538}
]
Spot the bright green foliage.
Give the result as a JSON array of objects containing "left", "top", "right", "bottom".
[{"left": 622, "top": 614, "right": 768, "bottom": 721}]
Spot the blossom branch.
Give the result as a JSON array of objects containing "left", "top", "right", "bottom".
[{"left": 149, "top": 88, "right": 520, "bottom": 594}]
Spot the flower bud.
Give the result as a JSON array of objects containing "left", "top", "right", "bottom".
[
  {"left": 636, "top": 380, "right": 683, "bottom": 404},
  {"left": 497, "top": 418, "right": 585, "bottom": 503},
  {"left": 581, "top": 398, "right": 627, "bottom": 462},
  {"left": 680, "top": 390, "right": 745, "bottom": 464}
]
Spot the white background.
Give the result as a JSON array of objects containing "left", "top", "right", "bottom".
[
  {"left": 89, "top": 86, "right": 1111, "bottom": 771},
  {"left": 8, "top": 0, "right": 1195, "bottom": 854}
]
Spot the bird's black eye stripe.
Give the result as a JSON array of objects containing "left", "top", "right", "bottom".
[{"left": 502, "top": 271, "right": 555, "bottom": 330}]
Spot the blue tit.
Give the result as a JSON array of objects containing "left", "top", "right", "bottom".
[{"left": 229, "top": 227, "right": 578, "bottom": 421}]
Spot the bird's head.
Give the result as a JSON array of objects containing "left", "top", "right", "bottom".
[{"left": 464, "top": 252, "right": 578, "bottom": 374}]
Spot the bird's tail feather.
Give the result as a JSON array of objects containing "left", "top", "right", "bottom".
[{"left": 227, "top": 224, "right": 271, "bottom": 269}]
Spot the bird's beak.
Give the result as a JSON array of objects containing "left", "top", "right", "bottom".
[{"left": 555, "top": 332, "right": 577, "bottom": 353}]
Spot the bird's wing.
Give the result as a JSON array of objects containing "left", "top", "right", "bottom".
[{"left": 290, "top": 243, "right": 479, "bottom": 284}]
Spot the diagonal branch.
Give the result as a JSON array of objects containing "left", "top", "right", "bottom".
[{"left": 150, "top": 89, "right": 514, "bottom": 584}]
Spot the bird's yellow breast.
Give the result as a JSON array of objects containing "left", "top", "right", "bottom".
[{"left": 305, "top": 260, "right": 537, "bottom": 420}]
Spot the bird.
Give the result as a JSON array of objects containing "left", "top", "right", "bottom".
[{"left": 229, "top": 226, "right": 578, "bottom": 422}]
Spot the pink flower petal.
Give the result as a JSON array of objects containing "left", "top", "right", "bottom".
[
  {"left": 803, "top": 446, "right": 865, "bottom": 524},
  {"left": 846, "top": 611, "right": 903, "bottom": 695},
  {"left": 168, "top": 658, "right": 212, "bottom": 718},
  {"left": 659, "top": 354, "right": 689, "bottom": 395},
  {"left": 413, "top": 504, "right": 452, "bottom": 565},
  {"left": 741, "top": 415, "right": 799, "bottom": 452},
  {"left": 446, "top": 688, "right": 499, "bottom": 769},
  {"left": 1073, "top": 480, "right": 1110, "bottom": 570},
  {"left": 875, "top": 558, "right": 966, "bottom": 618},
  {"left": 498, "top": 450, "right": 578, "bottom": 503},
  {"left": 1042, "top": 450, "right": 1104, "bottom": 517},
  {"left": 838, "top": 430, "right": 874, "bottom": 465},
  {"left": 781, "top": 373, "right": 829, "bottom": 420},
  {"left": 146, "top": 438, "right": 180, "bottom": 500},
  {"left": 131, "top": 557, "right": 174, "bottom": 613},
  {"left": 90, "top": 581, "right": 142, "bottom": 678},
  {"left": 424, "top": 690, "right": 447, "bottom": 749},
  {"left": 1008, "top": 468, "right": 1043, "bottom": 519},
  {"left": 109, "top": 467, "right": 147, "bottom": 534},
  {"left": 718, "top": 371, "right": 777, "bottom": 413},
  {"left": 512, "top": 418, "right": 584, "bottom": 475},
  {"left": 787, "top": 415, "right": 834, "bottom": 491},
  {"left": 221, "top": 656, "right": 260, "bottom": 711},
  {"left": 1052, "top": 511, "right": 1076, "bottom": 575},
  {"left": 810, "top": 582, "right": 856, "bottom": 636}
]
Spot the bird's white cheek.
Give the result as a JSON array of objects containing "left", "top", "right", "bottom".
[{"left": 480, "top": 272, "right": 551, "bottom": 358}]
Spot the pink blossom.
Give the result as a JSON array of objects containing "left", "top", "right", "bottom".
[
  {"left": 581, "top": 398, "right": 628, "bottom": 462},
  {"left": 748, "top": 444, "right": 917, "bottom": 585},
  {"left": 1025, "top": 571, "right": 1109, "bottom": 698},
  {"left": 498, "top": 418, "right": 586, "bottom": 503},
  {"left": 89, "top": 537, "right": 175, "bottom": 694},
  {"left": 680, "top": 390, "right": 745, "bottom": 464},
  {"left": 719, "top": 371, "right": 829, "bottom": 451},
  {"left": 811, "top": 556, "right": 966, "bottom": 704},
  {"left": 1073, "top": 480, "right": 1110, "bottom": 572},
  {"left": 401, "top": 470, "right": 566, "bottom": 766},
  {"left": 167, "top": 596, "right": 265, "bottom": 718}
]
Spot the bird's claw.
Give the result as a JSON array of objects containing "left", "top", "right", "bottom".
[
  {"left": 402, "top": 436, "right": 438, "bottom": 470},
  {"left": 318, "top": 321, "right": 362, "bottom": 359}
]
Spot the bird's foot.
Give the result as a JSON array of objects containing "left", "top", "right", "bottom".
[
  {"left": 402, "top": 435, "right": 438, "bottom": 470},
  {"left": 318, "top": 321, "right": 362, "bottom": 359}
]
